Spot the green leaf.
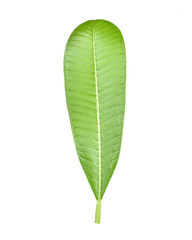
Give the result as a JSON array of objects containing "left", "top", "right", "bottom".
[{"left": 64, "top": 19, "right": 126, "bottom": 223}]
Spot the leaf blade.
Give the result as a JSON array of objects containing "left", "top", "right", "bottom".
[{"left": 64, "top": 19, "right": 126, "bottom": 202}]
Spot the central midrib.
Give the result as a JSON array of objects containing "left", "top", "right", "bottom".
[{"left": 92, "top": 23, "right": 101, "bottom": 200}]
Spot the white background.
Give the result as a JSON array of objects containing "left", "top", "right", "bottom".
[{"left": 0, "top": 0, "right": 192, "bottom": 239}]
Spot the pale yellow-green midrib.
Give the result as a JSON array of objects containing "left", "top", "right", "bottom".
[{"left": 92, "top": 24, "right": 101, "bottom": 200}]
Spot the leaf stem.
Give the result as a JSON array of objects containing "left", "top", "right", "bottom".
[{"left": 95, "top": 199, "right": 101, "bottom": 224}]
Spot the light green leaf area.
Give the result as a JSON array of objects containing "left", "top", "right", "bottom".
[{"left": 64, "top": 19, "right": 126, "bottom": 223}]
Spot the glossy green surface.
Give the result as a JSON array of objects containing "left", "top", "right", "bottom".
[{"left": 64, "top": 20, "right": 126, "bottom": 222}]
